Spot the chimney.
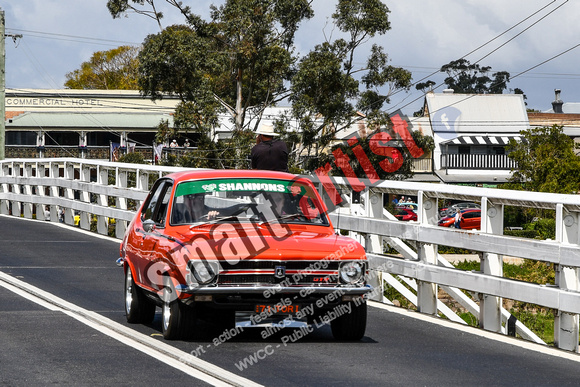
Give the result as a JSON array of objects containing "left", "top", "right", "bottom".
[{"left": 552, "top": 89, "right": 564, "bottom": 113}]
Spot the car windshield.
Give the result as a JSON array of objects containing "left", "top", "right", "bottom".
[{"left": 170, "top": 178, "right": 329, "bottom": 226}]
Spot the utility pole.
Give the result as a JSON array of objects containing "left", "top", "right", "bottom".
[
  {"left": 0, "top": 9, "right": 21, "bottom": 160},
  {"left": 0, "top": 9, "right": 5, "bottom": 160}
]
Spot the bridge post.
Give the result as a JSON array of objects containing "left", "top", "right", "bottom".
[
  {"left": 49, "top": 162, "right": 60, "bottom": 222},
  {"left": 63, "top": 162, "right": 75, "bottom": 225},
  {"left": 96, "top": 165, "right": 109, "bottom": 235},
  {"left": 136, "top": 170, "right": 149, "bottom": 210},
  {"left": 35, "top": 162, "right": 47, "bottom": 220},
  {"left": 416, "top": 191, "right": 438, "bottom": 315},
  {"left": 11, "top": 162, "right": 22, "bottom": 217},
  {"left": 479, "top": 197, "right": 503, "bottom": 333},
  {"left": 79, "top": 164, "right": 91, "bottom": 230},
  {"left": 365, "top": 189, "right": 384, "bottom": 302},
  {"left": 554, "top": 203, "right": 579, "bottom": 352},
  {"left": 115, "top": 167, "right": 128, "bottom": 239},
  {"left": 0, "top": 162, "right": 8, "bottom": 215},
  {"left": 22, "top": 163, "right": 33, "bottom": 219}
]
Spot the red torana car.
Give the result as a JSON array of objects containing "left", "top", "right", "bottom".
[
  {"left": 119, "top": 170, "right": 370, "bottom": 340},
  {"left": 438, "top": 208, "right": 481, "bottom": 230}
]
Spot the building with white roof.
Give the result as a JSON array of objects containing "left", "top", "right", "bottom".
[{"left": 408, "top": 90, "right": 528, "bottom": 184}]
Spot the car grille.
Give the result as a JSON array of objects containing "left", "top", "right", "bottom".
[{"left": 217, "top": 260, "right": 340, "bottom": 286}]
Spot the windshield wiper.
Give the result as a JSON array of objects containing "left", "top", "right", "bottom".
[
  {"left": 189, "top": 215, "right": 241, "bottom": 229},
  {"left": 260, "top": 213, "right": 306, "bottom": 226}
]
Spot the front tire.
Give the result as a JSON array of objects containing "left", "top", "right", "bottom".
[
  {"left": 330, "top": 301, "right": 367, "bottom": 341},
  {"left": 161, "top": 276, "right": 195, "bottom": 340},
  {"left": 125, "top": 266, "right": 156, "bottom": 324}
]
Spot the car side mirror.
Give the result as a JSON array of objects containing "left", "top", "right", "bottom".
[{"left": 143, "top": 219, "right": 156, "bottom": 233}]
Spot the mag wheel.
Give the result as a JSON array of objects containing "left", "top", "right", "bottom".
[
  {"left": 125, "top": 266, "right": 155, "bottom": 324},
  {"left": 161, "top": 276, "right": 195, "bottom": 340}
]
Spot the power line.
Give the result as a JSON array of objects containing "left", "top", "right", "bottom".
[
  {"left": 5, "top": 27, "right": 141, "bottom": 47},
  {"left": 472, "top": 0, "right": 569, "bottom": 65},
  {"left": 388, "top": 0, "right": 568, "bottom": 114}
]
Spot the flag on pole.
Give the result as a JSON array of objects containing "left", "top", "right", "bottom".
[
  {"left": 110, "top": 142, "right": 120, "bottom": 161},
  {"left": 154, "top": 143, "right": 164, "bottom": 163}
]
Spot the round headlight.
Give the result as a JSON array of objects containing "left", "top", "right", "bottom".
[{"left": 339, "top": 261, "right": 364, "bottom": 284}]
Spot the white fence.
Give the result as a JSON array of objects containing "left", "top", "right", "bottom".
[{"left": 2, "top": 158, "right": 580, "bottom": 352}]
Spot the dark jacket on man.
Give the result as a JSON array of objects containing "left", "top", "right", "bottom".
[{"left": 251, "top": 138, "right": 288, "bottom": 172}]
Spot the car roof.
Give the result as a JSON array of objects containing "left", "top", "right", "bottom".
[
  {"left": 461, "top": 208, "right": 480, "bottom": 213},
  {"left": 163, "top": 169, "right": 306, "bottom": 184}
]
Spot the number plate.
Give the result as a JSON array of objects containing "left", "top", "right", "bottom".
[{"left": 254, "top": 304, "right": 300, "bottom": 314}]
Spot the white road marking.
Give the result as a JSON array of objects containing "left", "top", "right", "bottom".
[
  {"left": 0, "top": 271, "right": 263, "bottom": 387},
  {"left": 369, "top": 300, "right": 580, "bottom": 362},
  {"left": 6, "top": 216, "right": 580, "bottom": 365}
]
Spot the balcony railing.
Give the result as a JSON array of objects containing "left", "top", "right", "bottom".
[
  {"left": 441, "top": 153, "right": 517, "bottom": 170},
  {"left": 411, "top": 157, "right": 432, "bottom": 173},
  {"left": 5, "top": 145, "right": 154, "bottom": 161}
]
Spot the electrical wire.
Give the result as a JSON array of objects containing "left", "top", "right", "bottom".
[
  {"left": 5, "top": 27, "right": 141, "bottom": 47},
  {"left": 5, "top": 1, "right": 575, "bottom": 151},
  {"left": 388, "top": 0, "right": 569, "bottom": 115},
  {"left": 472, "top": 1, "right": 569, "bottom": 65}
]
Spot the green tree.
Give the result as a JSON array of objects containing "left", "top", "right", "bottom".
[
  {"left": 506, "top": 125, "right": 580, "bottom": 193},
  {"left": 107, "top": 1, "right": 416, "bottom": 175},
  {"left": 289, "top": 0, "right": 412, "bottom": 170},
  {"left": 329, "top": 128, "right": 434, "bottom": 180},
  {"left": 118, "top": 152, "right": 147, "bottom": 164},
  {"left": 440, "top": 58, "right": 510, "bottom": 94},
  {"left": 109, "top": 0, "right": 313, "bottom": 168},
  {"left": 64, "top": 45, "right": 139, "bottom": 89},
  {"left": 415, "top": 58, "right": 517, "bottom": 95}
]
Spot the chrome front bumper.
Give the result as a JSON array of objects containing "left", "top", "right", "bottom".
[{"left": 176, "top": 284, "right": 372, "bottom": 295}]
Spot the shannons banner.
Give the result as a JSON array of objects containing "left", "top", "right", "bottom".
[{"left": 175, "top": 178, "right": 307, "bottom": 197}]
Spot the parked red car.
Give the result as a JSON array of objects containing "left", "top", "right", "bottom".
[
  {"left": 438, "top": 209, "right": 481, "bottom": 230},
  {"left": 395, "top": 207, "right": 417, "bottom": 221},
  {"left": 119, "top": 169, "right": 370, "bottom": 340}
]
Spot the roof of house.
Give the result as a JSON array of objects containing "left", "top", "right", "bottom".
[
  {"left": 7, "top": 112, "right": 174, "bottom": 131},
  {"left": 528, "top": 112, "right": 580, "bottom": 136},
  {"left": 543, "top": 103, "right": 580, "bottom": 114},
  {"left": 424, "top": 92, "right": 528, "bottom": 135}
]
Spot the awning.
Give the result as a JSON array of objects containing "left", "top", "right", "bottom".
[{"left": 441, "top": 135, "right": 519, "bottom": 146}]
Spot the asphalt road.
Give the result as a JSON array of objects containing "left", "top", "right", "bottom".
[{"left": 2, "top": 215, "right": 580, "bottom": 386}]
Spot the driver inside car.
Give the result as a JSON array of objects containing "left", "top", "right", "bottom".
[
  {"left": 172, "top": 193, "right": 219, "bottom": 224},
  {"left": 267, "top": 192, "right": 298, "bottom": 217}
]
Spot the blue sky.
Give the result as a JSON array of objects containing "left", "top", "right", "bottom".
[{"left": 4, "top": 0, "right": 579, "bottom": 115}]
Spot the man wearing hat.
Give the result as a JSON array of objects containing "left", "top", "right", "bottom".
[{"left": 250, "top": 123, "right": 288, "bottom": 172}]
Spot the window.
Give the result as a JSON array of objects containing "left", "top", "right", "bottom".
[
  {"left": 142, "top": 179, "right": 173, "bottom": 226},
  {"left": 463, "top": 211, "right": 480, "bottom": 219}
]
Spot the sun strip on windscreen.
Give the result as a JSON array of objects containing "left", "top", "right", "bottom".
[{"left": 174, "top": 178, "right": 307, "bottom": 198}]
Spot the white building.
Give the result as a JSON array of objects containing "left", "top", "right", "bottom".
[{"left": 408, "top": 90, "right": 528, "bottom": 184}]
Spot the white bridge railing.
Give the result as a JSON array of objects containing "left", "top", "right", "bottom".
[{"left": 2, "top": 158, "right": 580, "bottom": 353}]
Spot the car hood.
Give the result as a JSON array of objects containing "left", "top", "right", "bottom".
[{"left": 169, "top": 223, "right": 365, "bottom": 262}]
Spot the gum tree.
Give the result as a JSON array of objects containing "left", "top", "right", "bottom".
[
  {"left": 289, "top": 0, "right": 412, "bottom": 171},
  {"left": 106, "top": 0, "right": 415, "bottom": 173},
  {"left": 108, "top": 0, "right": 313, "bottom": 168}
]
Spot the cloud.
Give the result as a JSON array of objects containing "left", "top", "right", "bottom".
[{"left": 4, "top": 0, "right": 580, "bottom": 112}]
